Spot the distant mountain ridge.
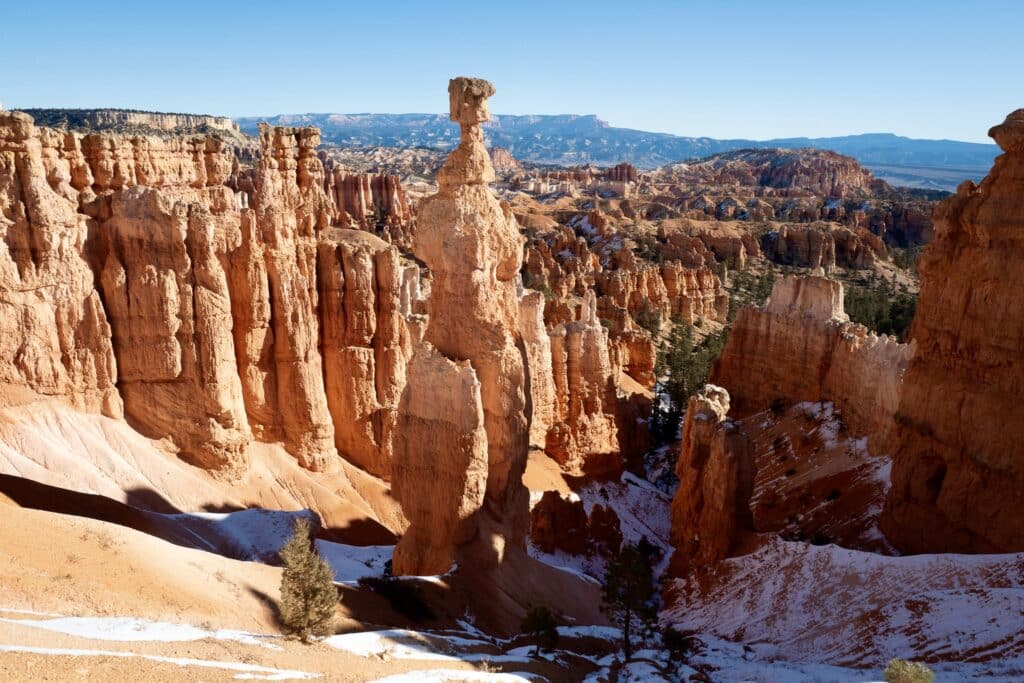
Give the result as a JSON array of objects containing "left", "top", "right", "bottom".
[{"left": 237, "top": 113, "right": 999, "bottom": 190}]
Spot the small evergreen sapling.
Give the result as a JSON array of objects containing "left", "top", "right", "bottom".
[{"left": 278, "top": 518, "right": 337, "bottom": 643}]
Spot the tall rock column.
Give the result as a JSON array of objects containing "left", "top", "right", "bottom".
[
  {"left": 392, "top": 78, "right": 530, "bottom": 575},
  {"left": 237, "top": 124, "right": 337, "bottom": 470},
  {"left": 669, "top": 385, "right": 754, "bottom": 575},
  {"left": 883, "top": 110, "right": 1024, "bottom": 553}
]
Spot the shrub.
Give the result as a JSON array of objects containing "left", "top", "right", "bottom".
[
  {"left": 884, "top": 658, "right": 935, "bottom": 683},
  {"left": 278, "top": 518, "right": 337, "bottom": 642},
  {"left": 520, "top": 605, "right": 559, "bottom": 656},
  {"left": 662, "top": 626, "right": 705, "bottom": 665}
]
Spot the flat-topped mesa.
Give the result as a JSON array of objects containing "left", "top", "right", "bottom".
[
  {"left": 882, "top": 108, "right": 1024, "bottom": 553},
  {"left": 392, "top": 78, "right": 530, "bottom": 575},
  {"left": 712, "top": 274, "right": 912, "bottom": 456},
  {"left": 764, "top": 274, "right": 849, "bottom": 322}
]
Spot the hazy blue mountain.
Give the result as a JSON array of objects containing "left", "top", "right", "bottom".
[{"left": 237, "top": 113, "right": 998, "bottom": 190}]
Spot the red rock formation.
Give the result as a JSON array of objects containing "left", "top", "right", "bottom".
[
  {"left": 768, "top": 223, "right": 884, "bottom": 270},
  {"left": 0, "top": 112, "right": 121, "bottom": 416},
  {"left": 393, "top": 344, "right": 489, "bottom": 573},
  {"left": 530, "top": 491, "right": 588, "bottom": 555},
  {"left": 488, "top": 146, "right": 522, "bottom": 174},
  {"left": 236, "top": 124, "right": 337, "bottom": 471},
  {"left": 711, "top": 275, "right": 912, "bottom": 455},
  {"left": 318, "top": 230, "right": 416, "bottom": 479},
  {"left": 883, "top": 110, "right": 1024, "bottom": 554},
  {"left": 605, "top": 162, "right": 638, "bottom": 183},
  {"left": 545, "top": 292, "right": 621, "bottom": 476},
  {"left": 518, "top": 291, "right": 557, "bottom": 450},
  {"left": 667, "top": 148, "right": 889, "bottom": 198},
  {"left": 669, "top": 385, "right": 754, "bottom": 572},
  {"left": 96, "top": 188, "right": 251, "bottom": 473},
  {"left": 392, "top": 78, "right": 530, "bottom": 575},
  {"left": 323, "top": 162, "right": 414, "bottom": 247}
]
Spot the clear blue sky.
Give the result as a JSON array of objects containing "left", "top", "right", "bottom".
[{"left": 2, "top": 0, "right": 1020, "bottom": 142}]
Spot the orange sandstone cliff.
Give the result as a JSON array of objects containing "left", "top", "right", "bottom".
[{"left": 883, "top": 110, "right": 1024, "bottom": 553}]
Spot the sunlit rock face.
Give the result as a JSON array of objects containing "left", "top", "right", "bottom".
[
  {"left": 392, "top": 77, "right": 530, "bottom": 575},
  {"left": 883, "top": 109, "right": 1024, "bottom": 553}
]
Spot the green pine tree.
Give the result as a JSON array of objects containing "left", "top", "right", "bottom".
[
  {"left": 278, "top": 518, "right": 337, "bottom": 643},
  {"left": 601, "top": 543, "right": 658, "bottom": 662}
]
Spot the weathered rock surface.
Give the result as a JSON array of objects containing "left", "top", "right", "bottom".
[
  {"left": 530, "top": 490, "right": 589, "bottom": 555},
  {"left": 0, "top": 112, "right": 121, "bottom": 416},
  {"left": 664, "top": 148, "right": 889, "bottom": 198},
  {"left": 392, "top": 78, "right": 530, "bottom": 575},
  {"left": 319, "top": 229, "right": 416, "bottom": 479},
  {"left": 323, "top": 161, "right": 414, "bottom": 247},
  {"left": 238, "top": 124, "right": 336, "bottom": 470},
  {"left": 96, "top": 187, "right": 250, "bottom": 472},
  {"left": 712, "top": 275, "right": 913, "bottom": 455},
  {"left": 669, "top": 385, "right": 754, "bottom": 573},
  {"left": 883, "top": 110, "right": 1024, "bottom": 553},
  {"left": 545, "top": 291, "right": 621, "bottom": 476},
  {"left": 488, "top": 147, "right": 522, "bottom": 174},
  {"left": 392, "top": 344, "right": 488, "bottom": 573},
  {"left": 767, "top": 223, "right": 885, "bottom": 270}
]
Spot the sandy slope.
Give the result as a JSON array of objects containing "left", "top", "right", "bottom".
[
  {"left": 0, "top": 399, "right": 404, "bottom": 537},
  {"left": 0, "top": 506, "right": 569, "bottom": 682}
]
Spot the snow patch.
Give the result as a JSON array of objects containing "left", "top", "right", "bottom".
[
  {"left": 367, "top": 671, "right": 537, "bottom": 683},
  {"left": 0, "top": 644, "right": 316, "bottom": 680},
  {"left": 0, "top": 615, "right": 281, "bottom": 649}
]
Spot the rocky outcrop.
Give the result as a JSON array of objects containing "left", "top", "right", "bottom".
[
  {"left": 666, "top": 148, "right": 889, "bottom": 198},
  {"left": 392, "top": 345, "right": 488, "bottom": 573},
  {"left": 236, "top": 124, "right": 337, "bottom": 471},
  {"left": 0, "top": 112, "right": 121, "bottom": 416},
  {"left": 765, "top": 223, "right": 884, "bottom": 270},
  {"left": 883, "top": 110, "right": 1024, "bottom": 554},
  {"left": 22, "top": 109, "right": 243, "bottom": 138},
  {"left": 392, "top": 78, "right": 530, "bottom": 575},
  {"left": 530, "top": 491, "right": 588, "bottom": 555},
  {"left": 669, "top": 385, "right": 754, "bottom": 572},
  {"left": 605, "top": 162, "right": 638, "bottom": 184},
  {"left": 488, "top": 147, "right": 522, "bottom": 174},
  {"left": 545, "top": 291, "right": 621, "bottom": 476},
  {"left": 711, "top": 275, "right": 913, "bottom": 455},
  {"left": 0, "top": 110, "right": 439, "bottom": 481},
  {"left": 597, "top": 258, "right": 729, "bottom": 330},
  {"left": 518, "top": 291, "right": 557, "bottom": 450},
  {"left": 323, "top": 162, "right": 414, "bottom": 247},
  {"left": 96, "top": 187, "right": 251, "bottom": 472},
  {"left": 318, "top": 230, "right": 416, "bottom": 479}
]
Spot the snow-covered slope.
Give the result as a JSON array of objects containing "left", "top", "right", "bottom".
[{"left": 665, "top": 537, "right": 1024, "bottom": 668}]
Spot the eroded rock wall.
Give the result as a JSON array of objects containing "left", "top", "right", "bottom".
[
  {"left": 883, "top": 110, "right": 1024, "bottom": 553},
  {"left": 711, "top": 275, "right": 912, "bottom": 455},
  {"left": 0, "top": 111, "right": 425, "bottom": 478},
  {"left": 0, "top": 112, "right": 121, "bottom": 416}
]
